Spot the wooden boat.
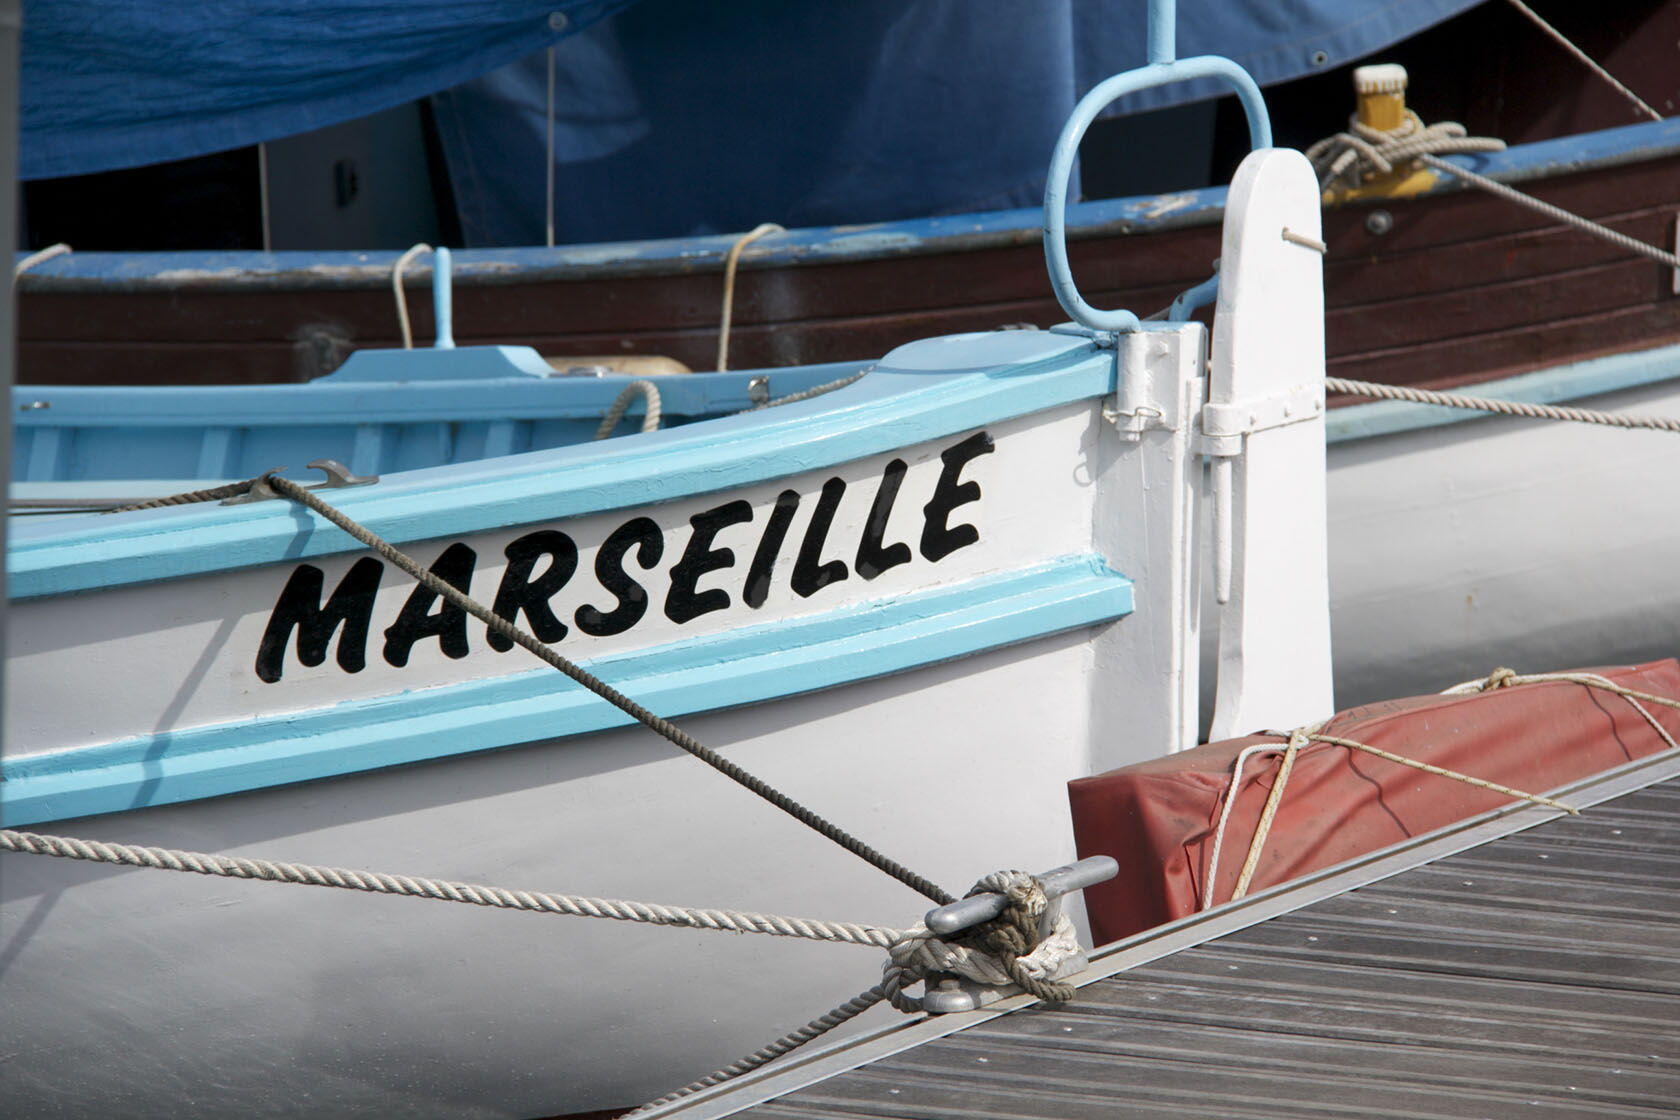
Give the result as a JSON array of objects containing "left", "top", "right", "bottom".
[{"left": 16, "top": 0, "right": 1680, "bottom": 395}]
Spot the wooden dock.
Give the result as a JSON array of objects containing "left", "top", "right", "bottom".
[{"left": 646, "top": 750, "right": 1680, "bottom": 1119}]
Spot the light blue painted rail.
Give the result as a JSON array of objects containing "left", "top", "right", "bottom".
[{"left": 0, "top": 555, "right": 1133, "bottom": 825}]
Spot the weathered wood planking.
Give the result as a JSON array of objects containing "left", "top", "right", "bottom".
[{"left": 18, "top": 149, "right": 1680, "bottom": 390}]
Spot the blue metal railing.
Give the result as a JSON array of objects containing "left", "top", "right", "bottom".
[{"left": 1042, "top": 0, "right": 1272, "bottom": 333}]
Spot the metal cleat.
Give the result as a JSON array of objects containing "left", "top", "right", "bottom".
[
  {"left": 222, "top": 459, "right": 379, "bottom": 505},
  {"left": 920, "top": 855, "right": 1118, "bottom": 1013}
]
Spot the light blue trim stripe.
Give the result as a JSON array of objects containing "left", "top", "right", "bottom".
[
  {"left": 1327, "top": 341, "right": 1680, "bottom": 443},
  {"left": 13, "top": 363, "right": 869, "bottom": 429},
  {"left": 9, "top": 333, "right": 1105, "bottom": 600},
  {"left": 0, "top": 555, "right": 1133, "bottom": 827}
]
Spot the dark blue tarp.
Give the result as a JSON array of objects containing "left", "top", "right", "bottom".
[
  {"left": 433, "top": 0, "right": 1485, "bottom": 246},
  {"left": 19, "top": 0, "right": 638, "bottom": 181}
]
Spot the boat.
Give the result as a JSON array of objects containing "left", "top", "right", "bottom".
[
  {"left": 4, "top": 6, "right": 1677, "bottom": 1119},
  {"left": 0, "top": 13, "right": 1343, "bottom": 1111},
  {"left": 14, "top": 0, "right": 1680, "bottom": 395}
]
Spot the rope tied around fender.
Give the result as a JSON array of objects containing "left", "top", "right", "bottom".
[{"left": 1203, "top": 668, "right": 1680, "bottom": 909}]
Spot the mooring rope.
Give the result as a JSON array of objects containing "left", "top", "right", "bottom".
[
  {"left": 101, "top": 475, "right": 268, "bottom": 514},
  {"left": 631, "top": 869, "right": 1080, "bottom": 1113},
  {"left": 263, "top": 474, "right": 956, "bottom": 907},
  {"left": 0, "top": 827, "right": 909, "bottom": 947},
  {"left": 1202, "top": 668, "right": 1680, "bottom": 909},
  {"left": 1307, "top": 112, "right": 1680, "bottom": 273},
  {"left": 1502, "top": 0, "right": 1662, "bottom": 123},
  {"left": 1416, "top": 154, "right": 1680, "bottom": 272},
  {"left": 1326, "top": 377, "right": 1680, "bottom": 434},
  {"left": 739, "top": 369, "right": 870, "bottom": 413}
]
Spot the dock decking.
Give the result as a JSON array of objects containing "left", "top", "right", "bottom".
[{"left": 649, "top": 750, "right": 1680, "bottom": 1119}]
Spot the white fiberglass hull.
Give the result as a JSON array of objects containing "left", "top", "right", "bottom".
[{"left": 1326, "top": 371, "right": 1680, "bottom": 708}]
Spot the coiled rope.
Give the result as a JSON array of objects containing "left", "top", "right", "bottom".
[
  {"left": 1326, "top": 377, "right": 1680, "bottom": 434},
  {"left": 1306, "top": 112, "right": 1680, "bottom": 273},
  {"left": 593, "top": 379, "right": 663, "bottom": 440},
  {"left": 263, "top": 474, "right": 956, "bottom": 907},
  {"left": 1202, "top": 668, "right": 1680, "bottom": 909}
]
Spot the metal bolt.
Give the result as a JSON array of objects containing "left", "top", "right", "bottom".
[
  {"left": 1365, "top": 209, "right": 1394, "bottom": 236},
  {"left": 1311, "top": 50, "right": 1329, "bottom": 66},
  {"left": 547, "top": 11, "right": 570, "bottom": 31},
  {"left": 18, "top": 400, "right": 49, "bottom": 410}
]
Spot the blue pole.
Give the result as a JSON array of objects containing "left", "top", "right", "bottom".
[
  {"left": 1147, "top": 0, "right": 1175, "bottom": 65},
  {"left": 432, "top": 246, "right": 456, "bottom": 350}
]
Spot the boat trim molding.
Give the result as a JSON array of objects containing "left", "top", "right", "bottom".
[
  {"left": 0, "top": 554, "right": 1133, "bottom": 826},
  {"left": 16, "top": 119, "right": 1680, "bottom": 292},
  {"left": 9, "top": 333, "right": 1109, "bottom": 600}
]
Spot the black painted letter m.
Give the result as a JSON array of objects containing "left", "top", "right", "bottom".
[{"left": 255, "top": 559, "right": 385, "bottom": 683}]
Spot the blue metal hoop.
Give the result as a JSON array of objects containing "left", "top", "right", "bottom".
[{"left": 1043, "top": 57, "right": 1273, "bottom": 333}]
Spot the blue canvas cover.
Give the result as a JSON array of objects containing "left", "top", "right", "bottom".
[
  {"left": 433, "top": 0, "right": 1486, "bottom": 246},
  {"left": 19, "top": 0, "right": 638, "bottom": 180}
]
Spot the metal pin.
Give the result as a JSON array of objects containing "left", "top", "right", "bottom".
[{"left": 1281, "top": 227, "right": 1328, "bottom": 254}]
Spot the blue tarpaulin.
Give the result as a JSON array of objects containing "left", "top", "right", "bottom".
[
  {"left": 22, "top": 0, "right": 1485, "bottom": 233},
  {"left": 19, "top": 0, "right": 637, "bottom": 181},
  {"left": 432, "top": 0, "right": 1485, "bottom": 246}
]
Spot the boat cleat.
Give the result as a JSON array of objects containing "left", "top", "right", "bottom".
[{"left": 920, "top": 855, "right": 1117, "bottom": 1013}]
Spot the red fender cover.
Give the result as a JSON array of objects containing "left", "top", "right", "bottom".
[{"left": 1069, "top": 660, "right": 1680, "bottom": 946}]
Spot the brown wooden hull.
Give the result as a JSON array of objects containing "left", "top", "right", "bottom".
[{"left": 19, "top": 148, "right": 1680, "bottom": 392}]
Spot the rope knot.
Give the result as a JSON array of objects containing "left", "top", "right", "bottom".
[
  {"left": 1481, "top": 667, "right": 1519, "bottom": 691},
  {"left": 884, "top": 870, "right": 1079, "bottom": 1010}
]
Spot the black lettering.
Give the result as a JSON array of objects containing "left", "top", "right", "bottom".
[
  {"left": 488, "top": 530, "right": 577, "bottom": 651},
  {"left": 742, "top": 491, "right": 799, "bottom": 608},
  {"left": 792, "top": 478, "right": 849, "bottom": 598},
  {"left": 256, "top": 558, "right": 384, "bottom": 683},
  {"left": 855, "top": 459, "right": 912, "bottom": 580},
  {"left": 664, "top": 500, "right": 753, "bottom": 624},
  {"left": 920, "top": 431, "right": 993, "bottom": 562},
  {"left": 576, "top": 518, "right": 663, "bottom": 637},
  {"left": 382, "top": 543, "right": 477, "bottom": 667}
]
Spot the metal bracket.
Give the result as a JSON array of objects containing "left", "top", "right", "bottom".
[
  {"left": 222, "top": 459, "right": 379, "bottom": 505},
  {"left": 1197, "top": 383, "right": 1324, "bottom": 458},
  {"left": 919, "top": 856, "right": 1117, "bottom": 1014}
]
